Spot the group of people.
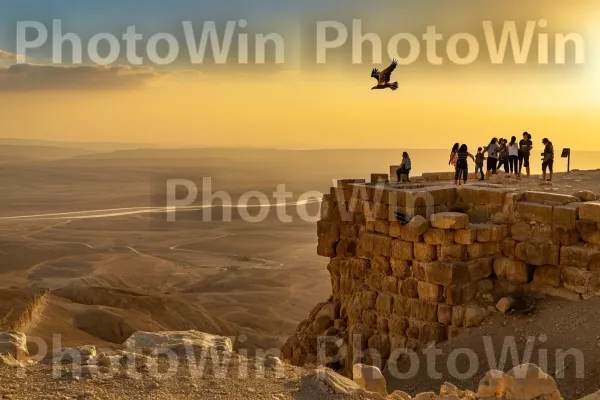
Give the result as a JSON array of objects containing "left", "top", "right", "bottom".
[
  {"left": 395, "top": 132, "right": 556, "bottom": 185},
  {"left": 449, "top": 132, "right": 555, "bottom": 185}
]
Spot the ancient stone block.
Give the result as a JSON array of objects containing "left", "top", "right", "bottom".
[
  {"left": 406, "top": 323, "right": 419, "bottom": 340},
  {"left": 430, "top": 212, "right": 469, "bottom": 230},
  {"left": 454, "top": 228, "right": 477, "bottom": 245},
  {"left": 382, "top": 276, "right": 399, "bottom": 294},
  {"left": 390, "top": 259, "right": 412, "bottom": 279},
  {"left": 473, "top": 224, "right": 504, "bottom": 243},
  {"left": 419, "top": 322, "right": 446, "bottom": 344},
  {"left": 511, "top": 221, "right": 531, "bottom": 242},
  {"left": 494, "top": 257, "right": 532, "bottom": 283},
  {"left": 399, "top": 278, "right": 419, "bottom": 298},
  {"left": 362, "top": 309, "right": 378, "bottom": 328},
  {"left": 533, "top": 265, "right": 561, "bottom": 288},
  {"left": 336, "top": 239, "right": 356, "bottom": 258},
  {"left": 391, "top": 240, "right": 414, "bottom": 260},
  {"left": 576, "top": 220, "right": 600, "bottom": 245},
  {"left": 327, "top": 259, "right": 342, "bottom": 277},
  {"left": 438, "top": 244, "right": 467, "bottom": 261},
  {"left": 417, "top": 281, "right": 443, "bottom": 302},
  {"left": 553, "top": 204, "right": 579, "bottom": 228},
  {"left": 560, "top": 246, "right": 598, "bottom": 270},
  {"left": 360, "top": 291, "right": 378, "bottom": 309},
  {"left": 587, "top": 274, "right": 600, "bottom": 296},
  {"left": 409, "top": 299, "right": 438, "bottom": 323},
  {"left": 423, "top": 228, "right": 455, "bottom": 245},
  {"left": 463, "top": 305, "right": 490, "bottom": 327},
  {"left": 412, "top": 261, "right": 469, "bottom": 286},
  {"left": 579, "top": 202, "right": 600, "bottom": 223},
  {"left": 372, "top": 234, "right": 392, "bottom": 257},
  {"left": 368, "top": 273, "right": 385, "bottom": 292},
  {"left": 389, "top": 219, "right": 426, "bottom": 242},
  {"left": 589, "top": 253, "right": 600, "bottom": 273},
  {"left": 393, "top": 296, "right": 410, "bottom": 316},
  {"left": 527, "top": 283, "right": 581, "bottom": 301},
  {"left": 552, "top": 226, "right": 581, "bottom": 246},
  {"left": 318, "top": 220, "right": 341, "bottom": 242},
  {"left": 376, "top": 293, "right": 394, "bottom": 315},
  {"left": 339, "top": 223, "right": 360, "bottom": 240},
  {"left": 370, "top": 255, "right": 390, "bottom": 276},
  {"left": 437, "top": 304, "right": 453, "bottom": 325},
  {"left": 517, "top": 202, "right": 554, "bottom": 224},
  {"left": 502, "top": 238, "right": 517, "bottom": 258},
  {"left": 562, "top": 267, "right": 592, "bottom": 294},
  {"left": 445, "top": 281, "right": 478, "bottom": 305},
  {"left": 405, "top": 215, "right": 430, "bottom": 235},
  {"left": 477, "top": 278, "right": 495, "bottom": 293},
  {"left": 451, "top": 306, "right": 465, "bottom": 327},
  {"left": 388, "top": 316, "right": 408, "bottom": 336},
  {"left": 515, "top": 242, "right": 559, "bottom": 266},
  {"left": 389, "top": 335, "right": 408, "bottom": 355},
  {"left": 348, "top": 258, "right": 371, "bottom": 279},
  {"left": 317, "top": 238, "right": 337, "bottom": 258},
  {"left": 376, "top": 317, "right": 389, "bottom": 334},
  {"left": 458, "top": 187, "right": 506, "bottom": 206},
  {"left": 467, "top": 242, "right": 501, "bottom": 258},
  {"left": 467, "top": 257, "right": 493, "bottom": 281},
  {"left": 527, "top": 223, "right": 552, "bottom": 244},
  {"left": 374, "top": 220, "right": 390, "bottom": 235},
  {"left": 413, "top": 243, "right": 437, "bottom": 262},
  {"left": 522, "top": 191, "right": 579, "bottom": 205}
]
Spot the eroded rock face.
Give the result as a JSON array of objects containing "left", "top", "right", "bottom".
[
  {"left": 123, "top": 330, "right": 233, "bottom": 353},
  {"left": 0, "top": 332, "right": 28, "bottom": 361}
]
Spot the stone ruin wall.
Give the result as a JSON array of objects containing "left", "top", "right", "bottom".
[{"left": 282, "top": 177, "right": 600, "bottom": 376}]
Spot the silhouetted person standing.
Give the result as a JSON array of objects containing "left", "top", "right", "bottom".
[
  {"left": 483, "top": 138, "right": 500, "bottom": 180},
  {"left": 519, "top": 132, "right": 533, "bottom": 176},
  {"left": 542, "top": 138, "right": 554, "bottom": 181}
]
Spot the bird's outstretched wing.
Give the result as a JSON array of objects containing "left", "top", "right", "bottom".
[
  {"left": 379, "top": 59, "right": 398, "bottom": 84},
  {"left": 371, "top": 68, "right": 380, "bottom": 81}
]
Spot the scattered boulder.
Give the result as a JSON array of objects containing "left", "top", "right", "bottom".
[
  {"left": 123, "top": 330, "right": 233, "bottom": 353},
  {"left": 477, "top": 370, "right": 507, "bottom": 398},
  {"left": 310, "top": 367, "right": 361, "bottom": 395},
  {"left": 352, "top": 363, "right": 388, "bottom": 396},
  {"left": 574, "top": 190, "right": 597, "bottom": 202},
  {"left": 496, "top": 297, "right": 516, "bottom": 313},
  {"left": 504, "top": 363, "right": 560, "bottom": 400},
  {"left": 42, "top": 345, "right": 96, "bottom": 365},
  {"left": 406, "top": 215, "right": 430, "bottom": 236},
  {"left": 264, "top": 355, "right": 284, "bottom": 371}
]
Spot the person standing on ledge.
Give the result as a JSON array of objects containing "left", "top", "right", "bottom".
[
  {"left": 454, "top": 144, "right": 475, "bottom": 185},
  {"left": 497, "top": 138, "right": 509, "bottom": 173},
  {"left": 449, "top": 143, "right": 459, "bottom": 169},
  {"left": 483, "top": 138, "right": 500, "bottom": 180},
  {"left": 541, "top": 138, "right": 554, "bottom": 181},
  {"left": 519, "top": 132, "right": 533, "bottom": 176},
  {"left": 475, "top": 147, "right": 485, "bottom": 181},
  {"left": 396, "top": 152, "right": 412, "bottom": 182},
  {"left": 508, "top": 136, "right": 520, "bottom": 178}
]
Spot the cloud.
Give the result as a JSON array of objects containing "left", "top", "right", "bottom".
[
  {"left": 0, "top": 49, "right": 26, "bottom": 62},
  {"left": 0, "top": 64, "right": 168, "bottom": 91}
]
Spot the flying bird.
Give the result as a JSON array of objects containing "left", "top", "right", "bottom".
[{"left": 371, "top": 59, "right": 399, "bottom": 91}]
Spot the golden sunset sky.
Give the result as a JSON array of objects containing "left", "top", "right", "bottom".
[{"left": 1, "top": 0, "right": 599, "bottom": 150}]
